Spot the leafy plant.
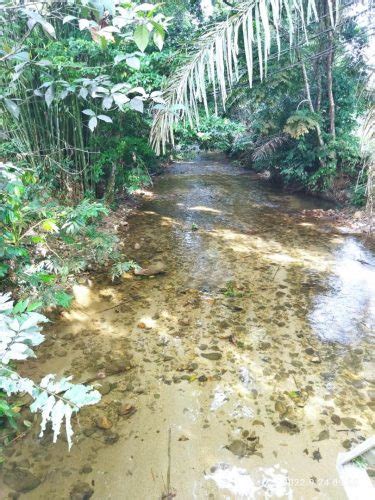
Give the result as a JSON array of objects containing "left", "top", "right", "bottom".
[
  {"left": 0, "top": 292, "right": 101, "bottom": 449},
  {"left": 111, "top": 260, "right": 141, "bottom": 280},
  {"left": 283, "top": 111, "right": 320, "bottom": 139}
]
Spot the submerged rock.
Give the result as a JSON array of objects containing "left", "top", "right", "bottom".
[
  {"left": 201, "top": 352, "right": 222, "bottom": 361},
  {"left": 134, "top": 262, "right": 167, "bottom": 276},
  {"left": 70, "top": 481, "right": 94, "bottom": 500},
  {"left": 118, "top": 403, "right": 137, "bottom": 418},
  {"left": 4, "top": 467, "right": 41, "bottom": 492},
  {"left": 226, "top": 436, "right": 259, "bottom": 457},
  {"left": 95, "top": 416, "right": 112, "bottom": 430},
  {"left": 98, "top": 381, "right": 112, "bottom": 396},
  {"left": 277, "top": 419, "right": 300, "bottom": 434},
  {"left": 104, "top": 431, "right": 120, "bottom": 445},
  {"left": 341, "top": 417, "right": 357, "bottom": 428},
  {"left": 331, "top": 414, "right": 341, "bottom": 425}
]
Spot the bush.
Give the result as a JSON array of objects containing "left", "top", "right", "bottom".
[{"left": 175, "top": 115, "right": 245, "bottom": 153}]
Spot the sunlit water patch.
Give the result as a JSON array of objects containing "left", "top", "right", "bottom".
[{"left": 309, "top": 237, "right": 375, "bottom": 343}]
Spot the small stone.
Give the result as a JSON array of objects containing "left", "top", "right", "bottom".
[
  {"left": 134, "top": 243, "right": 141, "bottom": 250},
  {"left": 104, "top": 432, "right": 120, "bottom": 445},
  {"left": 134, "top": 262, "right": 166, "bottom": 276},
  {"left": 311, "top": 357, "right": 321, "bottom": 363},
  {"left": 70, "top": 481, "right": 94, "bottom": 500},
  {"left": 278, "top": 419, "right": 300, "bottom": 434},
  {"left": 252, "top": 419, "right": 265, "bottom": 427},
  {"left": 275, "top": 401, "right": 287, "bottom": 415},
  {"left": 79, "top": 465, "right": 93, "bottom": 474},
  {"left": 56, "top": 348, "right": 67, "bottom": 357},
  {"left": 3, "top": 468, "right": 41, "bottom": 493},
  {"left": 331, "top": 414, "right": 341, "bottom": 425},
  {"left": 118, "top": 404, "right": 137, "bottom": 418},
  {"left": 342, "top": 417, "right": 357, "bottom": 428},
  {"left": 317, "top": 430, "right": 329, "bottom": 441},
  {"left": 178, "top": 435, "right": 189, "bottom": 441},
  {"left": 305, "top": 348, "right": 314, "bottom": 355},
  {"left": 226, "top": 440, "right": 248, "bottom": 457},
  {"left": 98, "top": 381, "right": 111, "bottom": 396},
  {"left": 201, "top": 352, "right": 222, "bottom": 361},
  {"left": 198, "top": 375, "right": 208, "bottom": 382},
  {"left": 312, "top": 449, "right": 322, "bottom": 462},
  {"left": 96, "top": 416, "right": 112, "bottom": 430},
  {"left": 342, "top": 439, "right": 352, "bottom": 450}
]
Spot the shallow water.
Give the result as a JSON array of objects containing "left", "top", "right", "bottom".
[{"left": 1, "top": 156, "right": 374, "bottom": 499}]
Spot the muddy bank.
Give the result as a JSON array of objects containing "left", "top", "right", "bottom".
[{"left": 0, "top": 156, "right": 374, "bottom": 499}]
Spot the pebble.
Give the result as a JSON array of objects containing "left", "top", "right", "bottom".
[
  {"left": 79, "top": 465, "right": 93, "bottom": 474},
  {"left": 3, "top": 467, "right": 41, "bottom": 493},
  {"left": 70, "top": 481, "right": 94, "bottom": 500},
  {"left": 331, "top": 414, "right": 341, "bottom": 425},
  {"left": 341, "top": 417, "right": 357, "bottom": 428},
  {"left": 201, "top": 352, "right": 222, "bottom": 361},
  {"left": 104, "top": 432, "right": 120, "bottom": 445},
  {"left": 95, "top": 416, "right": 112, "bottom": 430}
]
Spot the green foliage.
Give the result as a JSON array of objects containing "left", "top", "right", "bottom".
[
  {"left": 0, "top": 292, "right": 101, "bottom": 448},
  {"left": 92, "top": 136, "right": 157, "bottom": 193},
  {"left": 111, "top": 260, "right": 141, "bottom": 280},
  {"left": 176, "top": 115, "right": 245, "bottom": 153},
  {"left": 221, "top": 281, "right": 250, "bottom": 298},
  {"left": 226, "top": 13, "right": 369, "bottom": 199},
  {"left": 283, "top": 111, "right": 320, "bottom": 139},
  {"left": 0, "top": 161, "right": 117, "bottom": 305},
  {"left": 0, "top": 396, "right": 18, "bottom": 431},
  {"left": 0, "top": 0, "right": 169, "bottom": 197}
]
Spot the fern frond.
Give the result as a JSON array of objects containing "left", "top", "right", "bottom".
[{"left": 150, "top": 0, "right": 338, "bottom": 154}]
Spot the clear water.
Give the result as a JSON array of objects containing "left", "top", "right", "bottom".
[{"left": 1, "top": 156, "right": 374, "bottom": 499}]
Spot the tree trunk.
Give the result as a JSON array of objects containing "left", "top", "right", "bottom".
[
  {"left": 300, "top": 56, "right": 324, "bottom": 149},
  {"left": 326, "top": 28, "right": 336, "bottom": 138}
]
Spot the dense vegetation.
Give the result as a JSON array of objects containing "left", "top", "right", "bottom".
[{"left": 0, "top": 0, "right": 373, "bottom": 447}]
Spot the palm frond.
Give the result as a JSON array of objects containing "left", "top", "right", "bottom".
[
  {"left": 150, "top": 0, "right": 338, "bottom": 154},
  {"left": 252, "top": 133, "right": 288, "bottom": 161}
]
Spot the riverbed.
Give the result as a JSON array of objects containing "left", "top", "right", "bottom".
[{"left": 1, "top": 156, "right": 374, "bottom": 499}]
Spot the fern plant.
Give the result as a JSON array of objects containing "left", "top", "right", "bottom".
[
  {"left": 283, "top": 110, "right": 320, "bottom": 139},
  {"left": 111, "top": 260, "right": 141, "bottom": 280},
  {"left": 0, "top": 293, "right": 101, "bottom": 449}
]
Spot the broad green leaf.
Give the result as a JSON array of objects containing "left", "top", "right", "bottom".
[
  {"left": 126, "top": 56, "right": 141, "bottom": 70},
  {"left": 45, "top": 86, "right": 54, "bottom": 108},
  {"left": 4, "top": 98, "right": 20, "bottom": 119},
  {"left": 53, "top": 291, "right": 73, "bottom": 308},
  {"left": 41, "top": 219, "right": 59, "bottom": 233},
  {"left": 12, "top": 299, "right": 29, "bottom": 315},
  {"left": 82, "top": 108, "right": 95, "bottom": 116},
  {"left": 129, "top": 97, "right": 144, "bottom": 113},
  {"left": 97, "top": 115, "right": 112, "bottom": 123},
  {"left": 134, "top": 24, "right": 149, "bottom": 52},
  {"left": 88, "top": 116, "right": 98, "bottom": 132},
  {"left": 153, "top": 30, "right": 164, "bottom": 51},
  {"left": 114, "top": 54, "right": 127, "bottom": 65},
  {"left": 41, "top": 21, "right": 56, "bottom": 39},
  {"left": 63, "top": 15, "right": 77, "bottom": 24}
]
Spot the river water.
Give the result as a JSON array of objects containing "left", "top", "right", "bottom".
[{"left": 1, "top": 156, "right": 374, "bottom": 499}]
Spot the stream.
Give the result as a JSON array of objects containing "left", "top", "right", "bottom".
[{"left": 1, "top": 155, "right": 374, "bottom": 499}]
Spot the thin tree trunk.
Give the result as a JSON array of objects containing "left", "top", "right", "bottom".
[
  {"left": 326, "top": 28, "right": 336, "bottom": 138},
  {"left": 300, "top": 56, "right": 324, "bottom": 148}
]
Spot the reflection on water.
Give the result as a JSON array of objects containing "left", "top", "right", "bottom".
[{"left": 309, "top": 238, "right": 375, "bottom": 343}]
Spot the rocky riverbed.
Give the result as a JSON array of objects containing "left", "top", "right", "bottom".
[{"left": 1, "top": 156, "right": 374, "bottom": 499}]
